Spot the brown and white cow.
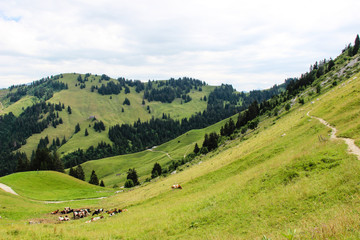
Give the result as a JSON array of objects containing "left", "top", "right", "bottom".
[{"left": 171, "top": 184, "right": 182, "bottom": 189}]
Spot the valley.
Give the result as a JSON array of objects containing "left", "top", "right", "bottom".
[{"left": 0, "top": 37, "right": 360, "bottom": 239}]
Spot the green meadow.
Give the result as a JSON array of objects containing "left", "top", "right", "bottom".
[
  {"left": 0, "top": 171, "right": 113, "bottom": 201},
  {"left": 7, "top": 73, "right": 215, "bottom": 157},
  {"left": 81, "top": 114, "right": 238, "bottom": 186},
  {"left": 1, "top": 57, "right": 360, "bottom": 239}
]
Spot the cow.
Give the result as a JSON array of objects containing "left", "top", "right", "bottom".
[
  {"left": 51, "top": 209, "right": 59, "bottom": 214},
  {"left": 58, "top": 215, "right": 70, "bottom": 221},
  {"left": 73, "top": 209, "right": 89, "bottom": 219},
  {"left": 171, "top": 184, "right": 182, "bottom": 189},
  {"left": 92, "top": 208, "right": 104, "bottom": 216},
  {"left": 61, "top": 207, "right": 73, "bottom": 214},
  {"left": 85, "top": 216, "right": 104, "bottom": 223}
]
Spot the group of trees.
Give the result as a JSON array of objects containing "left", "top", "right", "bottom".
[
  {"left": 69, "top": 165, "right": 85, "bottom": 180},
  {"left": 93, "top": 120, "right": 105, "bottom": 132},
  {"left": 94, "top": 77, "right": 145, "bottom": 95},
  {"left": 69, "top": 166, "right": 104, "bottom": 186},
  {"left": 62, "top": 81, "right": 283, "bottom": 169},
  {"left": 143, "top": 77, "right": 204, "bottom": 103},
  {"left": 7, "top": 75, "right": 67, "bottom": 103},
  {"left": 0, "top": 100, "right": 73, "bottom": 176},
  {"left": 16, "top": 146, "right": 64, "bottom": 173},
  {"left": 124, "top": 168, "right": 139, "bottom": 188}
]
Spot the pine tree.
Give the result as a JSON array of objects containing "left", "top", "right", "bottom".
[
  {"left": 126, "top": 168, "right": 139, "bottom": 185},
  {"left": 151, "top": 163, "right": 162, "bottom": 178},
  {"left": 89, "top": 170, "right": 99, "bottom": 185},
  {"left": 69, "top": 167, "right": 77, "bottom": 178},
  {"left": 52, "top": 151, "right": 64, "bottom": 173},
  {"left": 76, "top": 165, "right": 85, "bottom": 181},
  {"left": 100, "top": 180, "right": 105, "bottom": 187},
  {"left": 123, "top": 98, "right": 130, "bottom": 105},
  {"left": 353, "top": 34, "right": 359, "bottom": 56},
  {"left": 194, "top": 143, "right": 200, "bottom": 154},
  {"left": 85, "top": 128, "right": 89, "bottom": 136},
  {"left": 124, "top": 179, "right": 134, "bottom": 188},
  {"left": 67, "top": 106, "right": 72, "bottom": 114},
  {"left": 75, "top": 123, "right": 80, "bottom": 133}
]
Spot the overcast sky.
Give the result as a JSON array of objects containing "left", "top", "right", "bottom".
[{"left": 0, "top": 0, "right": 359, "bottom": 91}]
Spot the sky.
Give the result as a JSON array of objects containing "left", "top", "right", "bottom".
[{"left": 0, "top": 0, "right": 359, "bottom": 91}]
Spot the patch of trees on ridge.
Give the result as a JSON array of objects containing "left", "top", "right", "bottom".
[
  {"left": 93, "top": 76, "right": 145, "bottom": 95},
  {"left": 7, "top": 74, "right": 68, "bottom": 103},
  {"left": 286, "top": 34, "right": 359, "bottom": 97},
  {"left": 143, "top": 77, "right": 204, "bottom": 103}
]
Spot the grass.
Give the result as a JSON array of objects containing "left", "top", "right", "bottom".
[
  {"left": 0, "top": 171, "right": 113, "bottom": 201},
  {"left": 0, "top": 95, "right": 38, "bottom": 117},
  {"left": 81, "top": 114, "right": 238, "bottom": 187},
  {"left": 11, "top": 73, "right": 215, "bottom": 157},
  {"left": 1, "top": 70, "right": 360, "bottom": 239},
  {"left": 312, "top": 71, "right": 360, "bottom": 146},
  {"left": 1, "top": 56, "right": 360, "bottom": 239}
]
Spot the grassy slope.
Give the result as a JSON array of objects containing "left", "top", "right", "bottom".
[
  {"left": 11, "top": 73, "right": 214, "bottom": 157},
  {"left": 312, "top": 72, "right": 360, "bottom": 147},
  {"left": 0, "top": 171, "right": 113, "bottom": 201},
  {"left": 0, "top": 95, "right": 38, "bottom": 117},
  {"left": 1, "top": 56, "right": 360, "bottom": 239},
  {"left": 81, "top": 114, "right": 237, "bottom": 186}
]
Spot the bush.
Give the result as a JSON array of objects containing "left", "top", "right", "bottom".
[
  {"left": 124, "top": 179, "right": 134, "bottom": 188},
  {"left": 200, "top": 147, "right": 208, "bottom": 154},
  {"left": 285, "top": 103, "right": 291, "bottom": 111}
]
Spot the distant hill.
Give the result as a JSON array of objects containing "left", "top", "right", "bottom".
[{"left": 0, "top": 73, "right": 283, "bottom": 176}]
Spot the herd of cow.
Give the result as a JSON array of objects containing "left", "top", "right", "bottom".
[
  {"left": 51, "top": 184, "right": 181, "bottom": 223},
  {"left": 52, "top": 207, "right": 127, "bottom": 222}
]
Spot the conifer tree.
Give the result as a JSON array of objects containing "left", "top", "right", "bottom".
[
  {"left": 76, "top": 165, "right": 85, "bottom": 181},
  {"left": 100, "top": 180, "right": 105, "bottom": 187},
  {"left": 74, "top": 123, "right": 80, "bottom": 133},
  {"left": 126, "top": 168, "right": 139, "bottom": 185},
  {"left": 194, "top": 143, "right": 200, "bottom": 154},
  {"left": 151, "top": 163, "right": 162, "bottom": 178},
  {"left": 69, "top": 167, "right": 77, "bottom": 178},
  {"left": 89, "top": 170, "right": 99, "bottom": 185},
  {"left": 353, "top": 34, "right": 359, "bottom": 56}
]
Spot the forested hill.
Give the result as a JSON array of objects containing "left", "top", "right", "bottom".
[{"left": 0, "top": 73, "right": 285, "bottom": 176}]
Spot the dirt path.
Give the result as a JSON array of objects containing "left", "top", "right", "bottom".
[
  {"left": 147, "top": 146, "right": 173, "bottom": 160},
  {"left": 307, "top": 111, "right": 360, "bottom": 160},
  {"left": 0, "top": 183, "right": 19, "bottom": 195}
]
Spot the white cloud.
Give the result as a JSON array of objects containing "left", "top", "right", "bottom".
[{"left": 0, "top": 0, "right": 359, "bottom": 91}]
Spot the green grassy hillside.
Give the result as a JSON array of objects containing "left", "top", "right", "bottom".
[
  {"left": 1, "top": 55, "right": 360, "bottom": 239},
  {"left": 0, "top": 171, "right": 113, "bottom": 201},
  {"left": 3, "top": 73, "right": 215, "bottom": 157},
  {"left": 80, "top": 114, "right": 238, "bottom": 186}
]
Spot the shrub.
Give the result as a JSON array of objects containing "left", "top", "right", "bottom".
[{"left": 124, "top": 179, "right": 134, "bottom": 188}]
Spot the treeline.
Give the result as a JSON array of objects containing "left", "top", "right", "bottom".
[
  {"left": 0, "top": 101, "right": 71, "bottom": 176},
  {"left": 143, "top": 77, "right": 204, "bottom": 103},
  {"left": 7, "top": 74, "right": 68, "bottom": 103},
  {"left": 185, "top": 35, "right": 360, "bottom": 167},
  {"left": 61, "top": 83, "right": 283, "bottom": 168},
  {"left": 287, "top": 34, "right": 359, "bottom": 97},
  {"left": 92, "top": 76, "right": 145, "bottom": 95}
]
